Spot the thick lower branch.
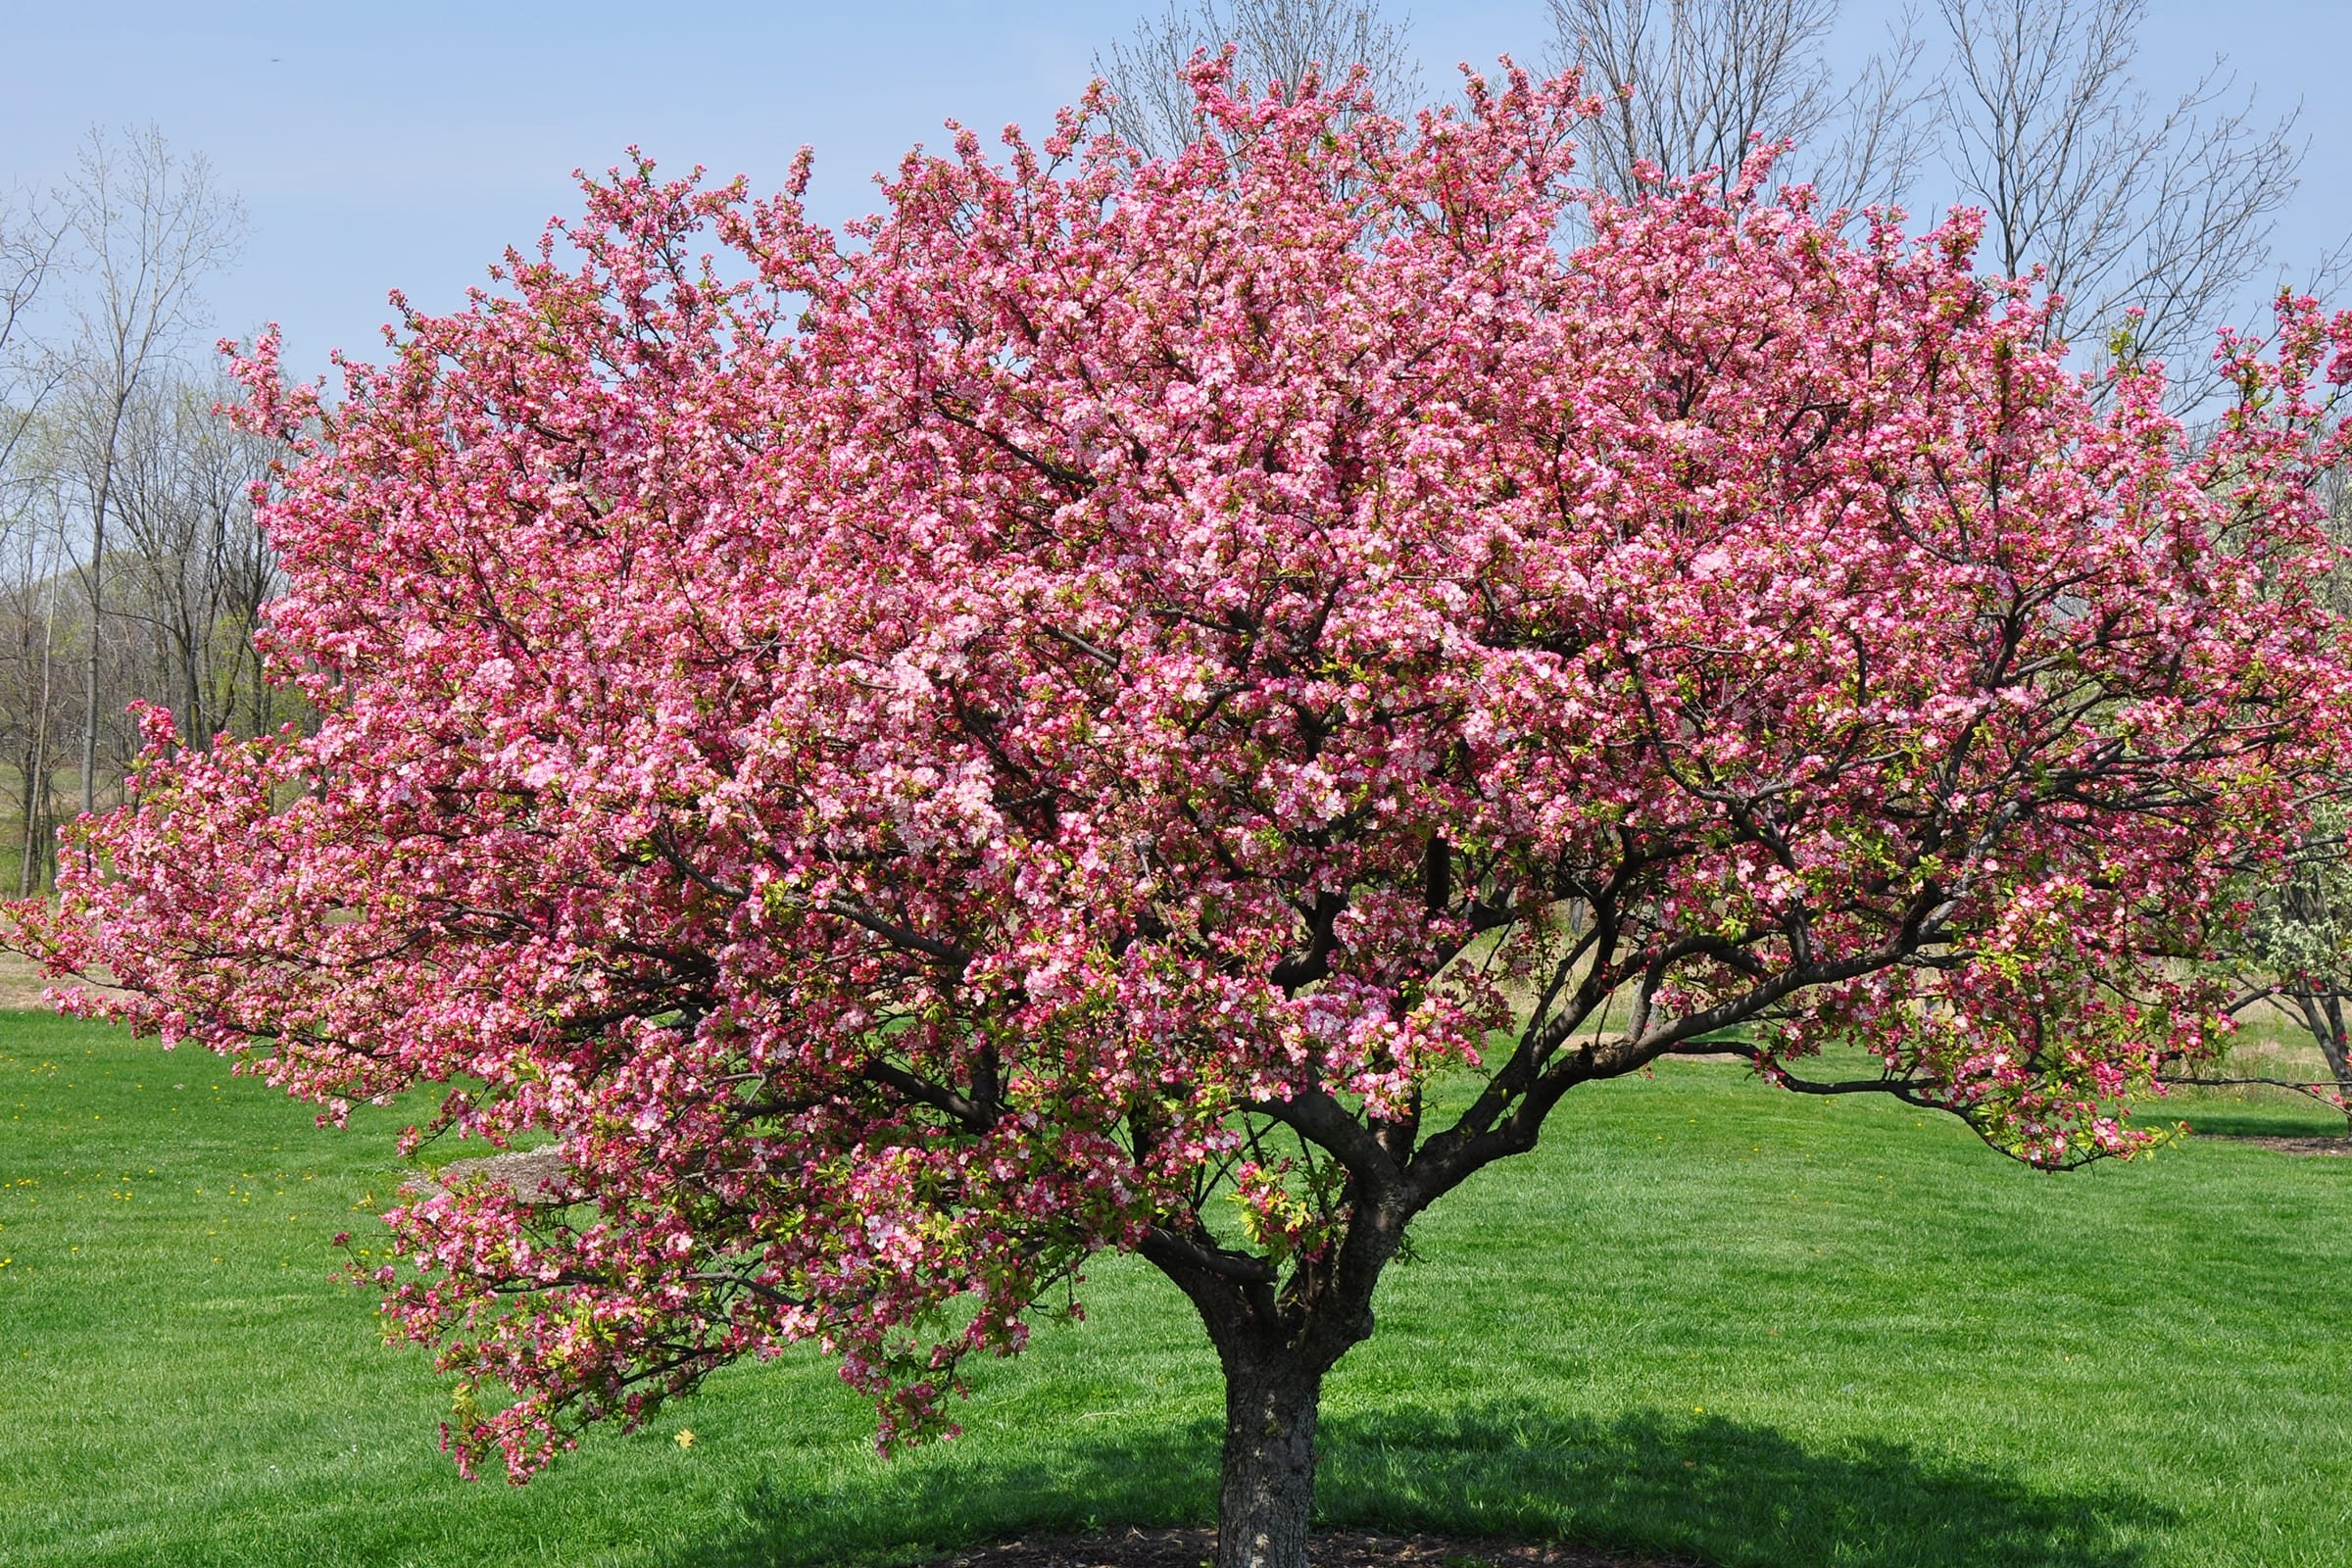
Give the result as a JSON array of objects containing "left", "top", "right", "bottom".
[
  {"left": 1665, "top": 1040, "right": 1942, "bottom": 1105},
  {"left": 1243, "top": 1087, "right": 1404, "bottom": 1201}
]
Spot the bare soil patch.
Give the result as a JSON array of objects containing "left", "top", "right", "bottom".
[
  {"left": 433, "top": 1144, "right": 579, "bottom": 1200},
  {"left": 927, "top": 1528, "right": 1695, "bottom": 1568},
  {"left": 0, "top": 947, "right": 127, "bottom": 1011}
]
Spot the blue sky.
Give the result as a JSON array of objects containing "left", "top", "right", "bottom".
[{"left": 6, "top": 2, "right": 2347, "bottom": 379}]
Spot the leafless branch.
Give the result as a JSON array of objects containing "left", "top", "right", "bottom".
[
  {"left": 1549, "top": 0, "right": 1932, "bottom": 213},
  {"left": 1933, "top": 0, "right": 2302, "bottom": 393},
  {"left": 1094, "top": 0, "right": 1420, "bottom": 158}
]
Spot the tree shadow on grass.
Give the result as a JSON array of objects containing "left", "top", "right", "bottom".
[
  {"left": 2180, "top": 1107, "right": 2352, "bottom": 1141},
  {"left": 669, "top": 1416, "right": 1213, "bottom": 1568},
  {"left": 668, "top": 1401, "right": 2163, "bottom": 1568},
  {"left": 1317, "top": 1402, "right": 2162, "bottom": 1568}
]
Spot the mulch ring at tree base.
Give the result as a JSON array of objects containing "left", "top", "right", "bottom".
[
  {"left": 2213, "top": 1134, "right": 2352, "bottom": 1156},
  {"left": 927, "top": 1527, "right": 1699, "bottom": 1568}
]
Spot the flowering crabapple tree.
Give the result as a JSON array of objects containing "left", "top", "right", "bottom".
[{"left": 17, "top": 62, "right": 2352, "bottom": 1568}]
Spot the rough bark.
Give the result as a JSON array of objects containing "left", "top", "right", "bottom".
[{"left": 1213, "top": 1346, "right": 1325, "bottom": 1568}]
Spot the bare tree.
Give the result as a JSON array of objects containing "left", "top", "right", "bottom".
[
  {"left": 0, "top": 191, "right": 71, "bottom": 894},
  {"left": 55, "top": 124, "right": 244, "bottom": 814},
  {"left": 0, "top": 133, "right": 285, "bottom": 889},
  {"left": 1546, "top": 1, "right": 2311, "bottom": 395},
  {"left": 0, "top": 186, "right": 66, "bottom": 483},
  {"left": 0, "top": 465, "right": 74, "bottom": 895},
  {"left": 111, "top": 371, "right": 279, "bottom": 746},
  {"left": 1933, "top": 0, "right": 2303, "bottom": 380},
  {"left": 1548, "top": 0, "right": 1932, "bottom": 210},
  {"left": 1094, "top": 0, "right": 1419, "bottom": 157}
]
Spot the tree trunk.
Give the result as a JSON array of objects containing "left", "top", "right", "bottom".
[
  {"left": 1144, "top": 1177, "right": 1407, "bottom": 1568},
  {"left": 16, "top": 748, "right": 38, "bottom": 898},
  {"left": 2281, "top": 987, "right": 2352, "bottom": 1134},
  {"left": 23, "top": 560, "right": 59, "bottom": 896},
  {"left": 81, "top": 448, "right": 111, "bottom": 819},
  {"left": 2318, "top": 990, "right": 2352, "bottom": 1133},
  {"left": 1214, "top": 1347, "right": 1324, "bottom": 1568}
]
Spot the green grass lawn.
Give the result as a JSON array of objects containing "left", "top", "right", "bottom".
[{"left": 3, "top": 1011, "right": 2348, "bottom": 1568}]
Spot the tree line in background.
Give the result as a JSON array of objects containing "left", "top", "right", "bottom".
[{"left": 0, "top": 124, "right": 281, "bottom": 894}]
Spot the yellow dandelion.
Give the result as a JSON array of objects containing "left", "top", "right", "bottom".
[{"left": 675, "top": 1429, "right": 696, "bottom": 1449}]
